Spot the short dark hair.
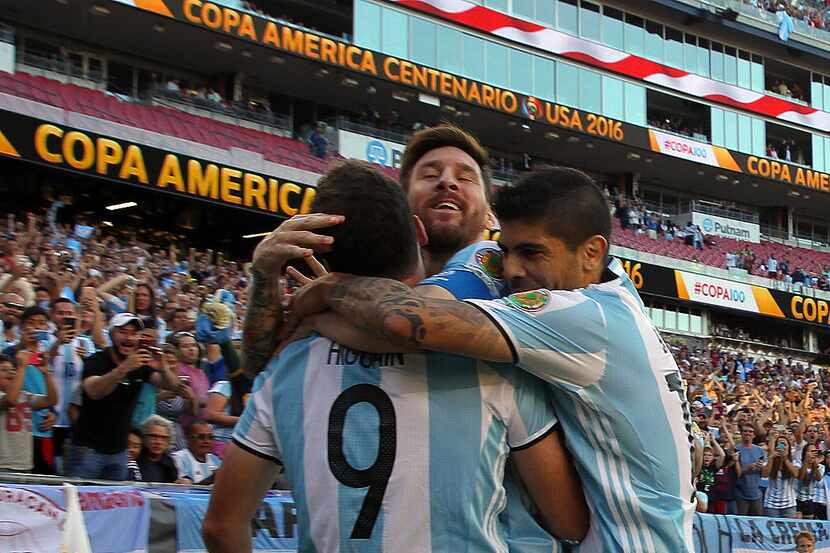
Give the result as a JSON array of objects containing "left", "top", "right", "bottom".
[
  {"left": 20, "top": 306, "right": 49, "bottom": 325},
  {"left": 50, "top": 297, "right": 74, "bottom": 310},
  {"left": 310, "top": 160, "right": 419, "bottom": 279},
  {"left": 0, "top": 354, "right": 13, "bottom": 367},
  {"left": 35, "top": 286, "right": 50, "bottom": 296},
  {"left": 399, "top": 124, "right": 492, "bottom": 202},
  {"left": 140, "top": 316, "right": 158, "bottom": 330},
  {"left": 186, "top": 419, "right": 211, "bottom": 435},
  {"left": 494, "top": 167, "right": 611, "bottom": 251}
]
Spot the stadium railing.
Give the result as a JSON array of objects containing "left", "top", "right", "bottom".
[{"left": 679, "top": 0, "right": 830, "bottom": 46}]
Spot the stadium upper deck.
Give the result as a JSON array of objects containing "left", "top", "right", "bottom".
[{"left": 3, "top": 0, "right": 830, "bottom": 353}]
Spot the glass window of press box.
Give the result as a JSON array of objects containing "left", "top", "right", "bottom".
[
  {"left": 354, "top": 0, "right": 647, "bottom": 126},
  {"left": 463, "top": 0, "right": 766, "bottom": 90},
  {"left": 645, "top": 300, "right": 704, "bottom": 336}
]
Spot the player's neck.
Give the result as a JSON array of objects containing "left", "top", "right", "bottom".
[{"left": 422, "top": 239, "right": 478, "bottom": 278}]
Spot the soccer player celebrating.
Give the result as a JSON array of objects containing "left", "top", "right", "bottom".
[
  {"left": 291, "top": 167, "right": 696, "bottom": 552},
  {"left": 202, "top": 161, "right": 588, "bottom": 552},
  {"left": 239, "top": 124, "right": 558, "bottom": 550}
]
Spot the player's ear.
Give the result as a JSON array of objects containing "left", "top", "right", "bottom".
[
  {"left": 485, "top": 210, "right": 498, "bottom": 230},
  {"left": 581, "top": 235, "right": 608, "bottom": 273},
  {"left": 413, "top": 215, "right": 428, "bottom": 247}
]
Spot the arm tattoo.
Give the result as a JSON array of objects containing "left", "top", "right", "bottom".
[
  {"left": 327, "top": 276, "right": 510, "bottom": 360},
  {"left": 241, "top": 268, "right": 284, "bottom": 377}
]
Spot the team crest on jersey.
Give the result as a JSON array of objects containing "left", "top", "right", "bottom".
[
  {"left": 476, "top": 248, "right": 503, "bottom": 278},
  {"left": 508, "top": 289, "right": 551, "bottom": 311}
]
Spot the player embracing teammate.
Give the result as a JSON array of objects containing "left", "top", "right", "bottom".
[{"left": 204, "top": 125, "right": 695, "bottom": 553}]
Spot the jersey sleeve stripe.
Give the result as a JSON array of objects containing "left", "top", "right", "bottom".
[
  {"left": 510, "top": 420, "right": 558, "bottom": 452},
  {"left": 464, "top": 300, "right": 519, "bottom": 364},
  {"left": 232, "top": 437, "right": 283, "bottom": 465}
]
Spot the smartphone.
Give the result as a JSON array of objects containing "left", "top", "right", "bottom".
[
  {"left": 138, "top": 336, "right": 154, "bottom": 349},
  {"left": 63, "top": 317, "right": 77, "bottom": 330},
  {"left": 179, "top": 375, "right": 191, "bottom": 385},
  {"left": 776, "top": 442, "right": 786, "bottom": 451}
]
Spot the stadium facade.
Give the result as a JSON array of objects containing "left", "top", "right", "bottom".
[{"left": 2, "top": 0, "right": 830, "bottom": 357}]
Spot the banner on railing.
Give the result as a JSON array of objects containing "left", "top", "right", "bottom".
[
  {"left": 0, "top": 484, "right": 149, "bottom": 553},
  {"left": 695, "top": 512, "right": 830, "bottom": 552},
  {"left": 166, "top": 490, "right": 297, "bottom": 552}
]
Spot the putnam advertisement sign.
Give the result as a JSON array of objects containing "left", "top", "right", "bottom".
[{"left": 0, "top": 109, "right": 316, "bottom": 218}]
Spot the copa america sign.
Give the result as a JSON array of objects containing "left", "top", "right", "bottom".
[{"left": 692, "top": 212, "right": 760, "bottom": 243}]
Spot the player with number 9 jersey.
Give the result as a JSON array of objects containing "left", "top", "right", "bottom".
[{"left": 233, "top": 334, "right": 558, "bottom": 553}]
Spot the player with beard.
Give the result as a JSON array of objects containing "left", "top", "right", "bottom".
[
  {"left": 290, "top": 168, "right": 696, "bottom": 552},
  {"left": 242, "top": 126, "right": 565, "bottom": 551},
  {"left": 242, "top": 125, "right": 502, "bottom": 379}
]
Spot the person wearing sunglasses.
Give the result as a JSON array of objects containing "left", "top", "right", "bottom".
[{"left": 172, "top": 420, "right": 221, "bottom": 484}]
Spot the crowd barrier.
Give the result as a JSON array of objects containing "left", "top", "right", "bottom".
[{"left": 3, "top": 478, "right": 830, "bottom": 552}]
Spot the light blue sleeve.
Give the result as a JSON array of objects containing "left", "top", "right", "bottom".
[
  {"left": 493, "top": 363, "right": 558, "bottom": 450},
  {"left": 232, "top": 369, "right": 282, "bottom": 463},
  {"left": 467, "top": 290, "right": 608, "bottom": 390}
]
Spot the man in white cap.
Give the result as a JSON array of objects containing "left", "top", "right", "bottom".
[{"left": 67, "top": 313, "right": 180, "bottom": 480}]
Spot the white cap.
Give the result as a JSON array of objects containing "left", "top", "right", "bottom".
[{"left": 108, "top": 313, "right": 144, "bottom": 332}]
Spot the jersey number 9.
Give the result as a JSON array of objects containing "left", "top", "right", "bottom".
[{"left": 328, "top": 384, "right": 397, "bottom": 539}]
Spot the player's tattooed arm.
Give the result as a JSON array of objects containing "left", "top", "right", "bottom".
[
  {"left": 297, "top": 274, "right": 514, "bottom": 363},
  {"left": 241, "top": 267, "right": 284, "bottom": 378}
]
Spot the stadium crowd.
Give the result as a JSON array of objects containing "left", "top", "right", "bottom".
[{"left": 0, "top": 202, "right": 251, "bottom": 483}]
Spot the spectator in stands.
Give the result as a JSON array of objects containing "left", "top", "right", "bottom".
[
  {"left": 132, "top": 317, "right": 161, "bottom": 428},
  {"left": 0, "top": 352, "right": 56, "bottom": 472},
  {"left": 171, "top": 308, "right": 192, "bottom": 334},
  {"left": 68, "top": 314, "right": 179, "bottom": 480},
  {"left": 735, "top": 425, "right": 766, "bottom": 515},
  {"left": 172, "top": 420, "right": 221, "bottom": 484},
  {"left": 156, "top": 343, "right": 198, "bottom": 451},
  {"left": 763, "top": 433, "right": 800, "bottom": 517},
  {"left": 126, "top": 428, "right": 143, "bottom": 481},
  {"left": 205, "top": 376, "right": 238, "bottom": 459},
  {"left": 697, "top": 433, "right": 725, "bottom": 509},
  {"left": 165, "top": 79, "right": 180, "bottom": 94},
  {"left": 206, "top": 89, "right": 222, "bottom": 104},
  {"left": 169, "top": 332, "right": 209, "bottom": 433},
  {"left": 49, "top": 297, "right": 95, "bottom": 473},
  {"left": 768, "top": 255, "right": 779, "bottom": 278},
  {"left": 797, "top": 444, "right": 824, "bottom": 519},
  {"left": 796, "top": 531, "right": 816, "bottom": 553},
  {"left": 308, "top": 123, "right": 328, "bottom": 159},
  {"left": 137, "top": 414, "right": 178, "bottom": 483},
  {"left": 13, "top": 306, "right": 57, "bottom": 474},
  {"left": 0, "top": 293, "right": 24, "bottom": 350}
]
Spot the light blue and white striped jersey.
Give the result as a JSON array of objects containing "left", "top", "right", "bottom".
[
  {"left": 467, "top": 258, "right": 696, "bottom": 553},
  {"left": 419, "top": 240, "right": 507, "bottom": 300},
  {"left": 234, "top": 335, "right": 557, "bottom": 553},
  {"left": 419, "top": 241, "right": 560, "bottom": 553},
  {"left": 51, "top": 336, "right": 96, "bottom": 428},
  {"left": 172, "top": 448, "right": 221, "bottom": 483},
  {"left": 208, "top": 380, "right": 233, "bottom": 444}
]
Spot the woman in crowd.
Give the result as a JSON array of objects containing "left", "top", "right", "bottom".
[
  {"left": 797, "top": 444, "right": 825, "bottom": 519},
  {"left": 156, "top": 344, "right": 198, "bottom": 450},
  {"left": 205, "top": 367, "right": 252, "bottom": 458},
  {"left": 763, "top": 434, "right": 801, "bottom": 517}
]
